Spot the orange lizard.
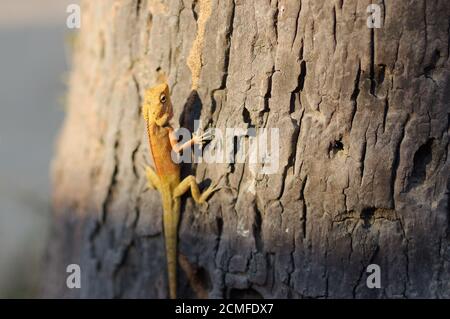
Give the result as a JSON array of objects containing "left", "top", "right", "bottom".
[{"left": 142, "top": 83, "right": 217, "bottom": 299}]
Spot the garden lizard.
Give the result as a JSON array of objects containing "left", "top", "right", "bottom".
[{"left": 142, "top": 83, "right": 217, "bottom": 299}]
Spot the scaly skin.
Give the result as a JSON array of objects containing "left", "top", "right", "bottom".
[{"left": 142, "top": 83, "right": 217, "bottom": 299}]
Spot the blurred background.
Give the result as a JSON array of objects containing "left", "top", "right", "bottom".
[{"left": 0, "top": 0, "right": 77, "bottom": 297}]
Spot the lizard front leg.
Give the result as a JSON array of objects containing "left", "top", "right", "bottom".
[{"left": 173, "top": 175, "right": 218, "bottom": 204}]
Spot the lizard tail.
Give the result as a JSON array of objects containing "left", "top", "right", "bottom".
[{"left": 163, "top": 196, "right": 180, "bottom": 299}]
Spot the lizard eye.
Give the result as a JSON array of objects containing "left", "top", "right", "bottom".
[{"left": 160, "top": 94, "right": 166, "bottom": 103}]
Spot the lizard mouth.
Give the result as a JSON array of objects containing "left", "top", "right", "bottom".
[{"left": 162, "top": 104, "right": 173, "bottom": 120}]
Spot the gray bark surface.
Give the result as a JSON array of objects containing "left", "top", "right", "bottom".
[{"left": 43, "top": 0, "right": 450, "bottom": 298}]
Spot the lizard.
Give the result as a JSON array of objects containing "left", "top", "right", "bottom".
[{"left": 142, "top": 83, "right": 218, "bottom": 299}]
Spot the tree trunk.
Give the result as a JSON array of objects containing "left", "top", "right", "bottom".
[{"left": 43, "top": 0, "right": 450, "bottom": 298}]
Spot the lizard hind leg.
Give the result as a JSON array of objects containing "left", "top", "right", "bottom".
[
  {"left": 145, "top": 165, "right": 161, "bottom": 191},
  {"left": 173, "top": 175, "right": 219, "bottom": 204}
]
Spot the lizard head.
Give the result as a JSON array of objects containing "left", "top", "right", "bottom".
[{"left": 142, "top": 83, "right": 173, "bottom": 126}]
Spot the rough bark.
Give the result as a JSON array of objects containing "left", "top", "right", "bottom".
[{"left": 43, "top": 0, "right": 450, "bottom": 298}]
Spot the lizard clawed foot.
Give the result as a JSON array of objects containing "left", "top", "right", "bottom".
[
  {"left": 198, "top": 184, "right": 219, "bottom": 204},
  {"left": 200, "top": 129, "right": 215, "bottom": 140},
  {"left": 192, "top": 129, "right": 215, "bottom": 145},
  {"left": 199, "top": 175, "right": 226, "bottom": 203}
]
